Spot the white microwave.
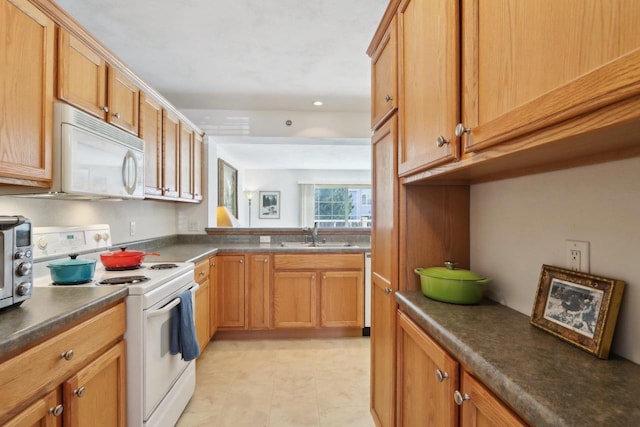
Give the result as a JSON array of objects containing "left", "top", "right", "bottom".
[{"left": 2, "top": 103, "right": 144, "bottom": 199}]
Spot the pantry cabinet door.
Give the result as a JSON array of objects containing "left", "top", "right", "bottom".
[
  {"left": 0, "top": 0, "right": 54, "bottom": 185},
  {"left": 397, "top": 0, "right": 459, "bottom": 176},
  {"left": 461, "top": 0, "right": 640, "bottom": 153}
]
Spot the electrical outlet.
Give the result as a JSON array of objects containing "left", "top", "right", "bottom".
[
  {"left": 260, "top": 236, "right": 271, "bottom": 243},
  {"left": 566, "top": 240, "right": 590, "bottom": 272},
  {"left": 130, "top": 221, "right": 136, "bottom": 236}
]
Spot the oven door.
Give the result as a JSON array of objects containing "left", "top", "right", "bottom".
[{"left": 143, "top": 282, "right": 198, "bottom": 420}]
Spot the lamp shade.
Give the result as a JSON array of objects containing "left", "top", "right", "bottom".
[{"left": 216, "top": 206, "right": 239, "bottom": 227}]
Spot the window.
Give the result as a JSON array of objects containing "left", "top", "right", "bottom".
[{"left": 311, "top": 186, "right": 371, "bottom": 228}]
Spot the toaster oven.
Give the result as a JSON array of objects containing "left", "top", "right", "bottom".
[{"left": 0, "top": 216, "right": 33, "bottom": 310}]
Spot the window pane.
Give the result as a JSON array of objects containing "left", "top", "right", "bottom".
[{"left": 314, "top": 186, "right": 371, "bottom": 228}]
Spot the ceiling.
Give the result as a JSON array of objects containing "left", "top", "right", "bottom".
[{"left": 55, "top": 1, "right": 388, "bottom": 171}]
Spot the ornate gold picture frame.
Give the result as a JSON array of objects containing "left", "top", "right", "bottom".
[{"left": 530, "top": 265, "right": 624, "bottom": 359}]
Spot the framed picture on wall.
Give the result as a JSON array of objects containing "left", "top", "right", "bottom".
[
  {"left": 259, "top": 191, "right": 280, "bottom": 219},
  {"left": 217, "top": 159, "right": 238, "bottom": 218}
]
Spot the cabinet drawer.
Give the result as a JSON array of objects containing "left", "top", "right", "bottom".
[
  {"left": 274, "top": 253, "right": 363, "bottom": 270},
  {"left": 195, "top": 258, "right": 210, "bottom": 284},
  {"left": 0, "top": 303, "right": 125, "bottom": 422}
]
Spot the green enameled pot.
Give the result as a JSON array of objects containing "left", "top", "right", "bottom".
[{"left": 414, "top": 261, "right": 491, "bottom": 305}]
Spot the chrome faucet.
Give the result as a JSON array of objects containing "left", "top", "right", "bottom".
[{"left": 309, "top": 222, "right": 319, "bottom": 246}]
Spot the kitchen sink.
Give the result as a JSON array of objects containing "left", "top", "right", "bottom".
[{"left": 279, "top": 242, "right": 359, "bottom": 248}]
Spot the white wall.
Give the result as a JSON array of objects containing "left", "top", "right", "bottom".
[
  {"left": 0, "top": 197, "right": 178, "bottom": 244},
  {"left": 242, "top": 169, "right": 371, "bottom": 227},
  {"left": 470, "top": 157, "right": 640, "bottom": 363}
]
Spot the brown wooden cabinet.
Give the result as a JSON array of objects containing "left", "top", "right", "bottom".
[
  {"left": 209, "top": 256, "right": 218, "bottom": 337},
  {"left": 371, "top": 15, "right": 397, "bottom": 131},
  {"left": 460, "top": 0, "right": 640, "bottom": 154},
  {"left": 397, "top": 0, "right": 459, "bottom": 176},
  {"left": 216, "top": 255, "right": 246, "bottom": 329},
  {"left": 140, "top": 92, "right": 163, "bottom": 197},
  {"left": 161, "top": 109, "right": 181, "bottom": 199},
  {"left": 272, "top": 253, "right": 364, "bottom": 330},
  {"left": 248, "top": 254, "right": 271, "bottom": 329},
  {"left": 194, "top": 258, "right": 211, "bottom": 353},
  {"left": 0, "top": 303, "right": 126, "bottom": 426},
  {"left": 178, "top": 121, "right": 194, "bottom": 200},
  {"left": 0, "top": 0, "right": 54, "bottom": 187},
  {"left": 370, "top": 116, "right": 398, "bottom": 427},
  {"left": 58, "top": 29, "right": 139, "bottom": 135},
  {"left": 193, "top": 133, "right": 203, "bottom": 202},
  {"left": 397, "top": 311, "right": 458, "bottom": 427}
]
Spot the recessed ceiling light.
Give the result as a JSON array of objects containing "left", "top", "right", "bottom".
[{"left": 312, "top": 101, "right": 323, "bottom": 106}]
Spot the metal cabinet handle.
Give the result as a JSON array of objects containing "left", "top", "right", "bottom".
[
  {"left": 384, "top": 94, "right": 393, "bottom": 102},
  {"left": 384, "top": 287, "right": 392, "bottom": 294},
  {"left": 101, "top": 105, "right": 109, "bottom": 112},
  {"left": 455, "top": 123, "right": 471, "bottom": 137},
  {"left": 113, "top": 112, "right": 121, "bottom": 119},
  {"left": 322, "top": 275, "right": 327, "bottom": 280},
  {"left": 454, "top": 390, "right": 470, "bottom": 406},
  {"left": 73, "top": 386, "right": 86, "bottom": 398},
  {"left": 210, "top": 262, "right": 216, "bottom": 267},
  {"left": 263, "top": 258, "right": 268, "bottom": 263},
  {"left": 198, "top": 271, "right": 206, "bottom": 277},
  {"left": 49, "top": 404, "right": 64, "bottom": 416},
  {"left": 239, "top": 259, "right": 244, "bottom": 264},
  {"left": 60, "top": 350, "right": 74, "bottom": 361},
  {"left": 436, "top": 136, "right": 450, "bottom": 147},
  {"left": 435, "top": 369, "right": 449, "bottom": 382}
]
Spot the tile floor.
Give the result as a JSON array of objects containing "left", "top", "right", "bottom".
[{"left": 176, "top": 337, "right": 375, "bottom": 427}]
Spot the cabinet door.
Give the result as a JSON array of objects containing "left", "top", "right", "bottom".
[
  {"left": 194, "top": 278, "right": 210, "bottom": 353},
  {"left": 140, "top": 93, "right": 163, "bottom": 197},
  {"left": 178, "top": 121, "right": 194, "bottom": 199},
  {"left": 461, "top": 0, "right": 640, "bottom": 153},
  {"left": 193, "top": 133, "right": 203, "bottom": 201},
  {"left": 370, "top": 117, "right": 399, "bottom": 427},
  {"left": 217, "top": 255, "right": 246, "bottom": 328},
  {"left": 459, "top": 370, "right": 527, "bottom": 427},
  {"left": 57, "top": 28, "right": 107, "bottom": 119},
  {"left": 320, "top": 271, "right": 363, "bottom": 328},
  {"left": 161, "top": 110, "right": 180, "bottom": 198},
  {"left": 273, "top": 271, "right": 317, "bottom": 328},
  {"left": 0, "top": 0, "right": 54, "bottom": 185},
  {"left": 63, "top": 341, "right": 126, "bottom": 427},
  {"left": 4, "top": 388, "right": 61, "bottom": 427},
  {"left": 397, "top": 311, "right": 458, "bottom": 427},
  {"left": 248, "top": 254, "right": 271, "bottom": 330},
  {"left": 371, "top": 15, "right": 397, "bottom": 130},
  {"left": 209, "top": 256, "right": 218, "bottom": 337},
  {"left": 107, "top": 67, "right": 139, "bottom": 134},
  {"left": 397, "top": 0, "right": 459, "bottom": 176}
]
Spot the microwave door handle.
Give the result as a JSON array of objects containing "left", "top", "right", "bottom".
[
  {"left": 147, "top": 283, "right": 200, "bottom": 319},
  {"left": 122, "top": 150, "right": 138, "bottom": 195}
]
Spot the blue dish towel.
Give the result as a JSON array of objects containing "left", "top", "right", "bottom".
[{"left": 169, "top": 290, "right": 201, "bottom": 361}]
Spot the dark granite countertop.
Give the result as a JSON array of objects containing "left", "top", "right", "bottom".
[
  {"left": 0, "top": 286, "right": 127, "bottom": 361},
  {"left": 396, "top": 291, "right": 640, "bottom": 427}
]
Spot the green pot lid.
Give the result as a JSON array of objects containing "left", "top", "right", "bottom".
[
  {"left": 47, "top": 254, "right": 96, "bottom": 267},
  {"left": 419, "top": 261, "right": 486, "bottom": 281}
]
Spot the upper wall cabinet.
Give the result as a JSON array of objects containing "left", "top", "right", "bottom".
[
  {"left": 460, "top": 0, "right": 640, "bottom": 154},
  {"left": 140, "top": 92, "right": 163, "bottom": 197},
  {"left": 0, "top": 0, "right": 54, "bottom": 186},
  {"left": 58, "top": 28, "right": 140, "bottom": 135},
  {"left": 397, "top": 0, "right": 459, "bottom": 177},
  {"left": 371, "top": 15, "right": 397, "bottom": 131}
]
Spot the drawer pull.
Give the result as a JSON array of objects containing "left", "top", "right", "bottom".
[
  {"left": 198, "top": 271, "right": 206, "bottom": 277},
  {"left": 74, "top": 386, "right": 86, "bottom": 398},
  {"left": 454, "top": 390, "right": 470, "bottom": 405},
  {"left": 435, "top": 369, "right": 449, "bottom": 382},
  {"left": 49, "top": 404, "right": 63, "bottom": 416},
  {"left": 384, "top": 287, "right": 392, "bottom": 295},
  {"left": 436, "top": 135, "right": 450, "bottom": 147},
  {"left": 60, "top": 350, "right": 74, "bottom": 361}
]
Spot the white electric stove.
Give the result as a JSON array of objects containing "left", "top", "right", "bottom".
[{"left": 32, "top": 225, "right": 197, "bottom": 427}]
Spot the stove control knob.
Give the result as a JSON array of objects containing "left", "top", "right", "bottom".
[
  {"left": 16, "top": 282, "right": 32, "bottom": 296},
  {"left": 17, "top": 262, "right": 32, "bottom": 276},
  {"left": 94, "top": 233, "right": 102, "bottom": 242},
  {"left": 102, "top": 232, "right": 110, "bottom": 241}
]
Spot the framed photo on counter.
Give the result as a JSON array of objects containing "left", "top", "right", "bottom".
[{"left": 530, "top": 264, "right": 625, "bottom": 359}]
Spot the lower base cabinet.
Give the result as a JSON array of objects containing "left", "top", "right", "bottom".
[
  {"left": 397, "top": 310, "right": 526, "bottom": 427},
  {"left": 0, "top": 303, "right": 126, "bottom": 426}
]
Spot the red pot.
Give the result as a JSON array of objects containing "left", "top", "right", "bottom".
[{"left": 100, "top": 248, "right": 160, "bottom": 269}]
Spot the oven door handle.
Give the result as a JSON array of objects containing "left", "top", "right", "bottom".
[{"left": 147, "top": 283, "right": 200, "bottom": 319}]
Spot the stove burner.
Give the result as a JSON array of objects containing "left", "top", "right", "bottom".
[
  {"left": 98, "top": 275, "right": 151, "bottom": 285},
  {"left": 51, "top": 279, "right": 95, "bottom": 286},
  {"left": 104, "top": 265, "right": 142, "bottom": 271},
  {"left": 149, "top": 263, "right": 179, "bottom": 270}
]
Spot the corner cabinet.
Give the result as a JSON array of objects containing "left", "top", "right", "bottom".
[
  {"left": 396, "top": 311, "right": 527, "bottom": 427},
  {"left": 0, "top": 0, "right": 54, "bottom": 187},
  {"left": 0, "top": 303, "right": 126, "bottom": 426},
  {"left": 397, "top": 0, "right": 459, "bottom": 176}
]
